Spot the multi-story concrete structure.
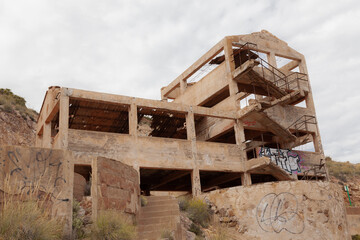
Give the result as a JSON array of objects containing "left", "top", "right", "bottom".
[
  {"left": 1, "top": 30, "right": 352, "bottom": 239},
  {"left": 35, "top": 30, "right": 327, "bottom": 197}
]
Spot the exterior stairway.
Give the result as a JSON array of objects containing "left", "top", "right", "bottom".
[{"left": 137, "top": 196, "right": 182, "bottom": 240}]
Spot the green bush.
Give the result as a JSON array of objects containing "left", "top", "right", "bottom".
[
  {"left": 189, "top": 223, "right": 202, "bottom": 236},
  {"left": 0, "top": 200, "right": 63, "bottom": 240},
  {"left": 91, "top": 210, "right": 137, "bottom": 240},
  {"left": 352, "top": 235, "right": 360, "bottom": 240},
  {"left": 186, "top": 199, "right": 211, "bottom": 228}
]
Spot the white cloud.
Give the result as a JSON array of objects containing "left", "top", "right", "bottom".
[{"left": 0, "top": 0, "right": 359, "bottom": 163}]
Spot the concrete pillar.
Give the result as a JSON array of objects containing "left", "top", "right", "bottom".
[
  {"left": 191, "top": 168, "right": 201, "bottom": 196},
  {"left": 129, "top": 102, "right": 138, "bottom": 136},
  {"left": 267, "top": 52, "right": 277, "bottom": 67},
  {"left": 42, "top": 122, "right": 52, "bottom": 148},
  {"left": 241, "top": 172, "right": 252, "bottom": 186},
  {"left": 57, "top": 91, "right": 69, "bottom": 149}
]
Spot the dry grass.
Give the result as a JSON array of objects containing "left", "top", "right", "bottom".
[
  {"left": 326, "top": 156, "right": 360, "bottom": 182},
  {"left": 0, "top": 176, "right": 64, "bottom": 240},
  {"left": 91, "top": 210, "right": 137, "bottom": 240},
  {"left": 210, "top": 224, "right": 229, "bottom": 240}
]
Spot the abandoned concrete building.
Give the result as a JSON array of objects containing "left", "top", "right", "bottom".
[{"left": 0, "top": 30, "right": 352, "bottom": 239}]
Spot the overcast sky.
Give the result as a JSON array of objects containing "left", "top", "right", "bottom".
[{"left": 0, "top": 0, "right": 359, "bottom": 163}]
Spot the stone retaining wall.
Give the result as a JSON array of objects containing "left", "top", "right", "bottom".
[{"left": 202, "top": 181, "right": 350, "bottom": 240}]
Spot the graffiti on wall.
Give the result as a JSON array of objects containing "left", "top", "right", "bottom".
[
  {"left": 256, "top": 192, "right": 305, "bottom": 234},
  {"left": 258, "top": 147, "right": 303, "bottom": 174},
  {"left": 0, "top": 148, "right": 68, "bottom": 202}
]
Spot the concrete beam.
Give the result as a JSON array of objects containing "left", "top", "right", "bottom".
[{"left": 161, "top": 38, "right": 224, "bottom": 98}]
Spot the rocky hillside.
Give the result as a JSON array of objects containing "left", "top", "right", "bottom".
[
  {"left": 0, "top": 88, "right": 37, "bottom": 147},
  {"left": 326, "top": 157, "right": 360, "bottom": 207}
]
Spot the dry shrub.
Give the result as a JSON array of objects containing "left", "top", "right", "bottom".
[
  {"left": 0, "top": 178, "right": 64, "bottom": 240},
  {"left": 210, "top": 224, "right": 228, "bottom": 240},
  {"left": 161, "top": 229, "right": 174, "bottom": 240},
  {"left": 140, "top": 195, "right": 148, "bottom": 207},
  {"left": 186, "top": 198, "right": 211, "bottom": 228},
  {"left": 91, "top": 210, "right": 137, "bottom": 240}
]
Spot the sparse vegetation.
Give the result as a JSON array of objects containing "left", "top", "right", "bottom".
[
  {"left": 91, "top": 210, "right": 137, "bottom": 240},
  {"left": 189, "top": 223, "right": 202, "bottom": 236},
  {"left": 210, "top": 225, "right": 228, "bottom": 240},
  {"left": 186, "top": 198, "right": 211, "bottom": 228},
  {"left": 178, "top": 197, "right": 212, "bottom": 238},
  {"left": 0, "top": 88, "right": 37, "bottom": 121},
  {"left": 140, "top": 195, "right": 148, "bottom": 207},
  {"left": 178, "top": 195, "right": 191, "bottom": 211},
  {"left": 160, "top": 229, "right": 174, "bottom": 240},
  {"left": 0, "top": 179, "right": 64, "bottom": 240},
  {"left": 326, "top": 156, "right": 360, "bottom": 182},
  {"left": 352, "top": 235, "right": 360, "bottom": 240},
  {"left": 73, "top": 200, "right": 86, "bottom": 239}
]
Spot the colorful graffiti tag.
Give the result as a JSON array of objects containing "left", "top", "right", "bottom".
[{"left": 258, "top": 147, "right": 303, "bottom": 174}]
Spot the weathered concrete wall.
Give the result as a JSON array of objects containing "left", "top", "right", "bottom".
[
  {"left": 92, "top": 156, "right": 140, "bottom": 219},
  {"left": 346, "top": 207, "right": 360, "bottom": 235},
  {"left": 68, "top": 129, "right": 245, "bottom": 171},
  {"left": 0, "top": 145, "right": 74, "bottom": 236},
  {"left": 203, "top": 181, "right": 350, "bottom": 240}
]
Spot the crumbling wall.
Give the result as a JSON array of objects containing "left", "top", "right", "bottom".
[
  {"left": 92, "top": 156, "right": 140, "bottom": 219},
  {"left": 346, "top": 207, "right": 360, "bottom": 235},
  {"left": 203, "top": 181, "right": 350, "bottom": 240},
  {"left": 0, "top": 145, "right": 73, "bottom": 236}
]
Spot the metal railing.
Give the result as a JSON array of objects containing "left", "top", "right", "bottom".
[
  {"left": 299, "top": 158, "right": 326, "bottom": 180},
  {"left": 287, "top": 115, "right": 317, "bottom": 137},
  {"left": 276, "top": 72, "right": 309, "bottom": 92},
  {"left": 232, "top": 42, "right": 309, "bottom": 96}
]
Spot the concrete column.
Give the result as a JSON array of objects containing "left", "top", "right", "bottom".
[
  {"left": 191, "top": 168, "right": 201, "bottom": 196},
  {"left": 57, "top": 91, "right": 69, "bottom": 149},
  {"left": 42, "top": 122, "right": 52, "bottom": 148},
  {"left": 186, "top": 109, "right": 201, "bottom": 196},
  {"left": 241, "top": 172, "right": 252, "bottom": 186},
  {"left": 299, "top": 59, "right": 324, "bottom": 156},
  {"left": 129, "top": 102, "right": 138, "bottom": 136},
  {"left": 267, "top": 52, "right": 277, "bottom": 67},
  {"left": 186, "top": 109, "right": 196, "bottom": 141}
]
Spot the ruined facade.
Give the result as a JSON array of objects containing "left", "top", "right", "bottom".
[
  {"left": 7, "top": 30, "right": 350, "bottom": 239},
  {"left": 35, "top": 30, "right": 327, "bottom": 194}
]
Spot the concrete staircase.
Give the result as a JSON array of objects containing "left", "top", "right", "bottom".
[{"left": 137, "top": 196, "right": 182, "bottom": 240}]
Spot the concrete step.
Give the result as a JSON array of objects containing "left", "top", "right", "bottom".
[
  {"left": 145, "top": 199, "right": 178, "bottom": 207},
  {"left": 138, "top": 222, "right": 177, "bottom": 232},
  {"left": 138, "top": 196, "right": 180, "bottom": 239},
  {"left": 138, "top": 231, "right": 163, "bottom": 240},
  {"left": 139, "top": 209, "right": 180, "bottom": 218},
  {"left": 141, "top": 203, "right": 179, "bottom": 213},
  {"left": 146, "top": 195, "right": 174, "bottom": 201},
  {"left": 138, "top": 215, "right": 179, "bottom": 225}
]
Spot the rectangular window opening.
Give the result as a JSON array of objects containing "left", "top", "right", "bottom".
[
  {"left": 200, "top": 170, "right": 242, "bottom": 192},
  {"left": 137, "top": 107, "right": 187, "bottom": 140}
]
